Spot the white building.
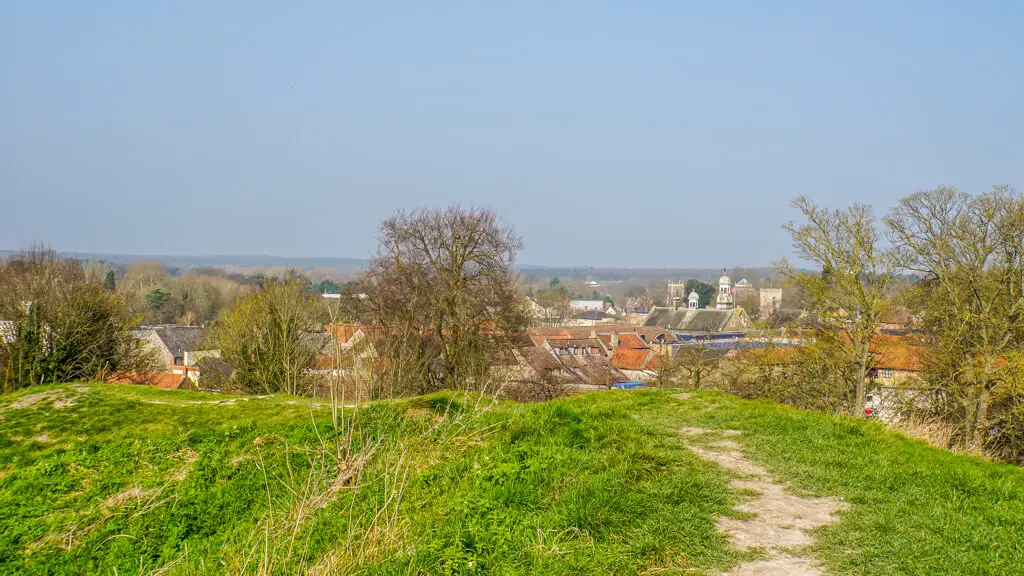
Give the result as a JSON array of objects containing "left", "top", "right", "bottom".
[
  {"left": 759, "top": 288, "right": 782, "bottom": 315},
  {"left": 716, "top": 272, "right": 734, "bottom": 310},
  {"left": 734, "top": 278, "right": 757, "bottom": 299},
  {"left": 570, "top": 300, "right": 606, "bottom": 311}
]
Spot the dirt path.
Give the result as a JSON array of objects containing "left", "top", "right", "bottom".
[{"left": 681, "top": 427, "right": 848, "bottom": 576}]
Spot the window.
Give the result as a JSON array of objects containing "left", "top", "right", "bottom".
[
  {"left": 879, "top": 369, "right": 894, "bottom": 379},
  {"left": 173, "top": 356, "right": 183, "bottom": 365}
]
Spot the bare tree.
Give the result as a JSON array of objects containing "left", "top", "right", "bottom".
[
  {"left": 886, "top": 185, "right": 1024, "bottom": 451},
  {"left": 674, "top": 338, "right": 721, "bottom": 390},
  {"left": 534, "top": 284, "right": 572, "bottom": 327},
  {"left": 779, "top": 197, "right": 898, "bottom": 415},
  {"left": 648, "top": 348, "right": 685, "bottom": 389},
  {"left": 206, "top": 278, "right": 326, "bottom": 396},
  {"left": 368, "top": 206, "right": 529, "bottom": 393}
]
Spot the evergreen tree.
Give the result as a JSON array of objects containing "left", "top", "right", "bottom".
[
  {"left": 103, "top": 270, "right": 116, "bottom": 291},
  {"left": 144, "top": 288, "right": 170, "bottom": 310},
  {"left": 684, "top": 279, "right": 715, "bottom": 309}
]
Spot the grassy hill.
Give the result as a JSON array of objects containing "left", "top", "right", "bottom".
[{"left": 1, "top": 384, "right": 1022, "bottom": 575}]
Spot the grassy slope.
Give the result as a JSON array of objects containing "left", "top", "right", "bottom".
[{"left": 0, "top": 385, "right": 1021, "bottom": 575}]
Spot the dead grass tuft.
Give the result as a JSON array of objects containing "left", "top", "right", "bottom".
[
  {"left": 252, "top": 434, "right": 281, "bottom": 448},
  {"left": 169, "top": 447, "right": 199, "bottom": 481},
  {"left": 889, "top": 415, "right": 973, "bottom": 455},
  {"left": 29, "top": 485, "right": 163, "bottom": 552},
  {"left": 101, "top": 486, "right": 160, "bottom": 514}
]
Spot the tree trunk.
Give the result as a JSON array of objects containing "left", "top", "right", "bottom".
[
  {"left": 971, "top": 356, "right": 997, "bottom": 452},
  {"left": 973, "top": 385, "right": 991, "bottom": 452},
  {"left": 854, "top": 337, "right": 870, "bottom": 416}
]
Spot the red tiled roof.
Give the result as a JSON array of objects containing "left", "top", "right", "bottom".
[
  {"left": 741, "top": 336, "right": 926, "bottom": 373},
  {"left": 611, "top": 348, "right": 654, "bottom": 371},
  {"left": 597, "top": 332, "right": 650, "bottom": 350},
  {"left": 326, "top": 323, "right": 362, "bottom": 344},
  {"left": 873, "top": 340, "right": 924, "bottom": 372},
  {"left": 109, "top": 372, "right": 186, "bottom": 389},
  {"left": 846, "top": 333, "right": 926, "bottom": 372},
  {"left": 616, "top": 333, "right": 648, "bottom": 349},
  {"left": 526, "top": 324, "right": 636, "bottom": 341},
  {"left": 646, "top": 354, "right": 663, "bottom": 370}
]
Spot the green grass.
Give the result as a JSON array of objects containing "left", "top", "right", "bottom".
[{"left": 1, "top": 384, "right": 1022, "bottom": 575}]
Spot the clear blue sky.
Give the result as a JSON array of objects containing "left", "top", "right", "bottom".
[{"left": 2, "top": 1, "right": 1022, "bottom": 268}]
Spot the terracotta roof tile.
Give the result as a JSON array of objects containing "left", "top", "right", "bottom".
[
  {"left": 611, "top": 348, "right": 653, "bottom": 371},
  {"left": 109, "top": 372, "right": 186, "bottom": 389},
  {"left": 616, "top": 333, "right": 648, "bottom": 349},
  {"left": 872, "top": 339, "right": 924, "bottom": 372},
  {"left": 326, "top": 323, "right": 362, "bottom": 344}
]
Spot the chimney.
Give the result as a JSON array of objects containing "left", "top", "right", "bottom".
[
  {"left": 589, "top": 329, "right": 597, "bottom": 339},
  {"left": 611, "top": 332, "right": 620, "bottom": 349}
]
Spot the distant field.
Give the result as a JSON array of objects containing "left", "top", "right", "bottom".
[
  {"left": 0, "top": 384, "right": 1021, "bottom": 575},
  {"left": 0, "top": 250, "right": 783, "bottom": 280}
]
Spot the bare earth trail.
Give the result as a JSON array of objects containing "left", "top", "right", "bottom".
[{"left": 678, "top": 415, "right": 849, "bottom": 575}]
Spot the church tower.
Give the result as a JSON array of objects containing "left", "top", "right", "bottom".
[{"left": 716, "top": 270, "right": 734, "bottom": 310}]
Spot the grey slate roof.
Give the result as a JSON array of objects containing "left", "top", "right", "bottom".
[
  {"left": 151, "top": 326, "right": 208, "bottom": 356},
  {"left": 197, "top": 357, "right": 236, "bottom": 379},
  {"left": 575, "top": 309, "right": 610, "bottom": 320},
  {"left": 687, "top": 310, "right": 735, "bottom": 332},
  {"left": 643, "top": 307, "right": 750, "bottom": 333}
]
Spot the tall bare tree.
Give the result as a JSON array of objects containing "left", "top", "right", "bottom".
[
  {"left": 674, "top": 338, "right": 721, "bottom": 390},
  {"left": 534, "top": 284, "right": 572, "bottom": 326},
  {"left": 368, "top": 206, "right": 529, "bottom": 392},
  {"left": 886, "top": 185, "right": 1024, "bottom": 450},
  {"left": 206, "top": 278, "right": 326, "bottom": 396},
  {"left": 780, "top": 196, "right": 898, "bottom": 415}
]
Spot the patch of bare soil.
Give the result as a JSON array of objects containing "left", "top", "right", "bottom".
[
  {"left": 681, "top": 428, "right": 848, "bottom": 576},
  {"left": 8, "top": 388, "right": 81, "bottom": 410},
  {"left": 10, "top": 391, "right": 59, "bottom": 409},
  {"left": 726, "top": 557, "right": 823, "bottom": 576},
  {"left": 674, "top": 392, "right": 694, "bottom": 400}
]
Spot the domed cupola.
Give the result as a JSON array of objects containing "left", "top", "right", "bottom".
[{"left": 716, "top": 269, "right": 734, "bottom": 310}]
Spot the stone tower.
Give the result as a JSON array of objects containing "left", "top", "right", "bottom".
[{"left": 716, "top": 270, "right": 734, "bottom": 310}]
